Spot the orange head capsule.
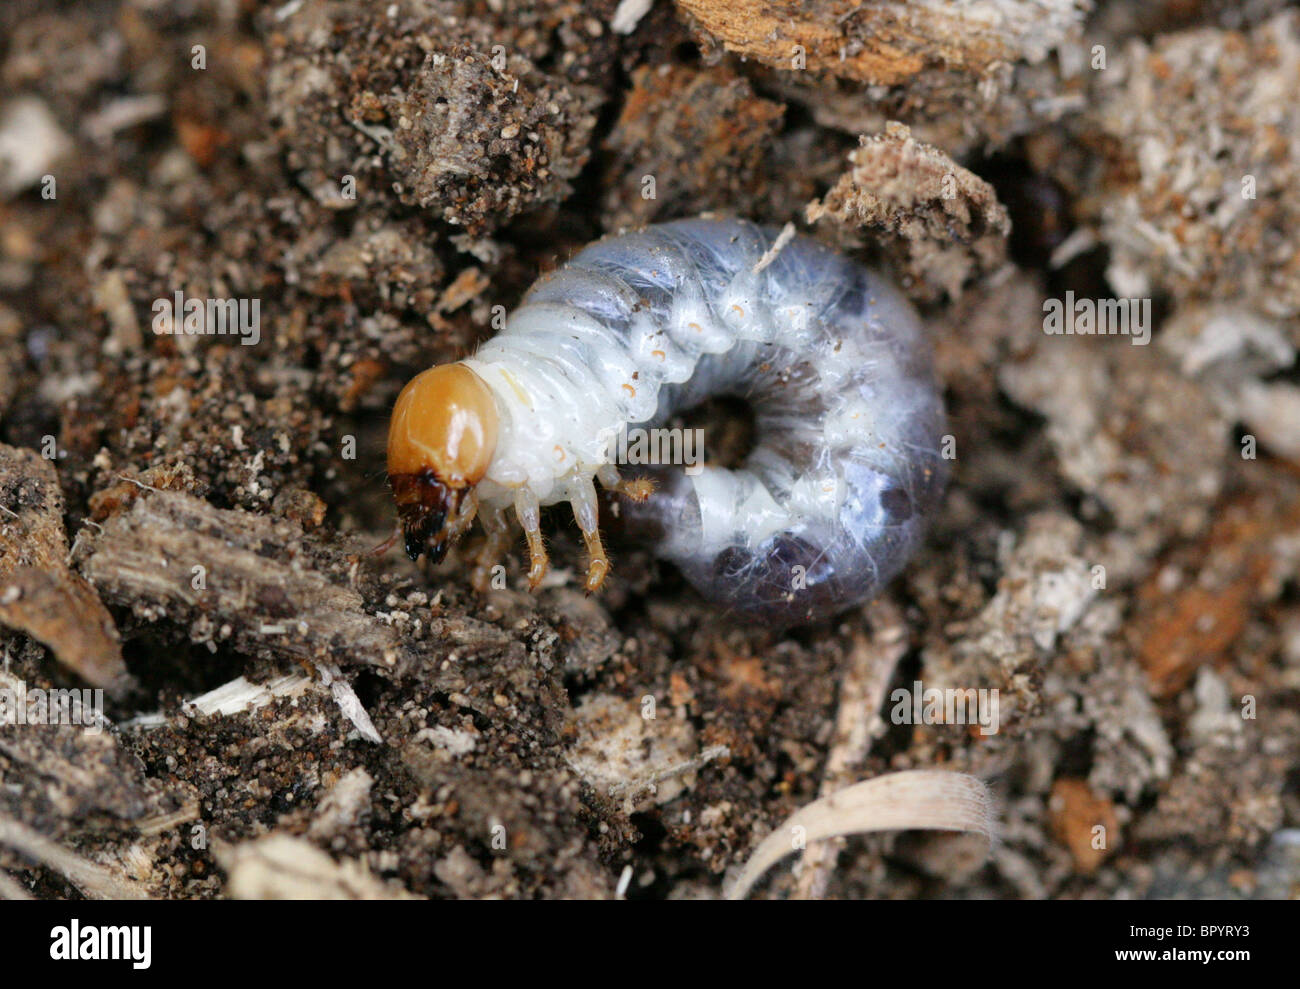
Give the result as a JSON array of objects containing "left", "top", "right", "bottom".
[{"left": 387, "top": 363, "right": 498, "bottom": 563}]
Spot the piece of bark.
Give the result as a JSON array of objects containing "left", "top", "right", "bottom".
[
  {"left": 1048, "top": 778, "right": 1119, "bottom": 875},
  {"left": 807, "top": 123, "right": 1010, "bottom": 300},
  {"left": 79, "top": 489, "right": 410, "bottom": 675},
  {"left": 1135, "top": 491, "right": 1298, "bottom": 698},
  {"left": 674, "top": 0, "right": 1086, "bottom": 85},
  {"left": 0, "top": 670, "right": 190, "bottom": 839},
  {"left": 0, "top": 443, "right": 127, "bottom": 689},
  {"left": 214, "top": 833, "right": 416, "bottom": 900}
]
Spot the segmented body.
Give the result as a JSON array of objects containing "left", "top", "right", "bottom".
[{"left": 462, "top": 218, "right": 946, "bottom": 624}]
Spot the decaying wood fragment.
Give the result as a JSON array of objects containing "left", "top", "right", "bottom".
[
  {"left": 79, "top": 489, "right": 411, "bottom": 674},
  {"left": 0, "top": 443, "right": 127, "bottom": 689},
  {"left": 807, "top": 122, "right": 1010, "bottom": 300},
  {"left": 215, "top": 834, "right": 416, "bottom": 899},
  {"left": 1049, "top": 778, "right": 1119, "bottom": 875},
  {"left": 675, "top": 0, "right": 1088, "bottom": 85},
  {"left": 0, "top": 667, "right": 191, "bottom": 838},
  {"left": 0, "top": 813, "right": 152, "bottom": 899},
  {"left": 1135, "top": 491, "right": 1296, "bottom": 698}
]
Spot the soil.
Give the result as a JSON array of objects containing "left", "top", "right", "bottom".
[{"left": 1, "top": 0, "right": 1298, "bottom": 900}]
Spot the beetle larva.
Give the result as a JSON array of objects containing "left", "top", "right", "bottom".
[{"left": 387, "top": 218, "right": 947, "bottom": 625}]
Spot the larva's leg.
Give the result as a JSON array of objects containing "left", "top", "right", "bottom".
[
  {"left": 513, "top": 488, "right": 549, "bottom": 591},
  {"left": 596, "top": 464, "right": 654, "bottom": 503},
  {"left": 471, "top": 504, "right": 511, "bottom": 593},
  {"left": 447, "top": 490, "right": 479, "bottom": 540},
  {"left": 570, "top": 475, "right": 610, "bottom": 594}
]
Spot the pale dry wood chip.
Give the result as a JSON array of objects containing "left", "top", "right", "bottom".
[
  {"left": 728, "top": 770, "right": 996, "bottom": 900},
  {"left": 215, "top": 834, "right": 417, "bottom": 900},
  {"left": 0, "top": 813, "right": 152, "bottom": 899},
  {"left": 0, "top": 869, "right": 32, "bottom": 899},
  {"left": 795, "top": 602, "right": 909, "bottom": 899}
]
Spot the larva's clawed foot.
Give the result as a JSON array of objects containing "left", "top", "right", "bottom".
[
  {"left": 525, "top": 539, "right": 550, "bottom": 591},
  {"left": 596, "top": 464, "right": 655, "bottom": 503},
  {"left": 514, "top": 489, "right": 550, "bottom": 592},
  {"left": 581, "top": 531, "right": 610, "bottom": 594},
  {"left": 620, "top": 478, "right": 655, "bottom": 503},
  {"left": 584, "top": 559, "right": 609, "bottom": 594},
  {"left": 571, "top": 477, "right": 610, "bottom": 594}
]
